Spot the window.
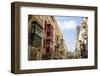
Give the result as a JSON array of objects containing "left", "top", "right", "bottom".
[
  {"left": 32, "top": 21, "right": 42, "bottom": 37},
  {"left": 43, "top": 39, "right": 45, "bottom": 48},
  {"left": 32, "top": 34, "right": 42, "bottom": 47},
  {"left": 47, "top": 25, "right": 53, "bottom": 39},
  {"left": 47, "top": 31, "right": 50, "bottom": 36},
  {"left": 46, "top": 40, "right": 50, "bottom": 46},
  {"left": 32, "top": 23, "right": 36, "bottom": 33},
  {"left": 46, "top": 47, "right": 50, "bottom": 53},
  {"left": 45, "top": 21, "right": 47, "bottom": 30},
  {"left": 35, "top": 25, "right": 42, "bottom": 37},
  {"left": 31, "top": 21, "right": 42, "bottom": 47}
]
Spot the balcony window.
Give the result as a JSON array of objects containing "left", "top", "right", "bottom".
[
  {"left": 32, "top": 23, "right": 36, "bottom": 33},
  {"left": 32, "top": 21, "right": 42, "bottom": 37},
  {"left": 47, "top": 29, "right": 53, "bottom": 40},
  {"left": 46, "top": 40, "right": 50, "bottom": 47},
  {"left": 31, "top": 21, "right": 43, "bottom": 47},
  {"left": 32, "top": 34, "right": 42, "bottom": 47},
  {"left": 46, "top": 47, "right": 50, "bottom": 53},
  {"left": 35, "top": 26, "right": 42, "bottom": 37},
  {"left": 45, "top": 21, "right": 47, "bottom": 30},
  {"left": 43, "top": 39, "right": 46, "bottom": 48}
]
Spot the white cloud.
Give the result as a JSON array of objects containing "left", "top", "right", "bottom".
[{"left": 57, "top": 20, "right": 77, "bottom": 31}]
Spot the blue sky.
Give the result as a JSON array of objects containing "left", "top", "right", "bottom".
[{"left": 55, "top": 16, "right": 83, "bottom": 52}]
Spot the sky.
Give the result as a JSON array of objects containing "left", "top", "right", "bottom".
[{"left": 55, "top": 16, "right": 83, "bottom": 52}]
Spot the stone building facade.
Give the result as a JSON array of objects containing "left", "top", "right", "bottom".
[
  {"left": 75, "top": 17, "right": 88, "bottom": 58},
  {"left": 28, "top": 15, "right": 68, "bottom": 60}
]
